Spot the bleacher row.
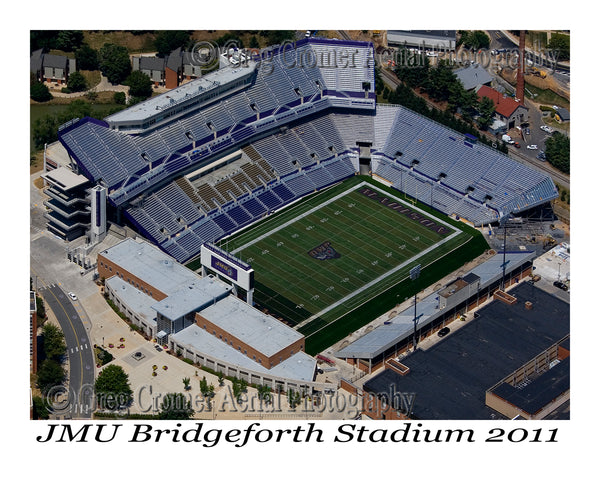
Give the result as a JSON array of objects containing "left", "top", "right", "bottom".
[
  {"left": 127, "top": 154, "right": 357, "bottom": 263},
  {"left": 58, "top": 39, "right": 376, "bottom": 197},
  {"left": 371, "top": 105, "right": 557, "bottom": 223}
]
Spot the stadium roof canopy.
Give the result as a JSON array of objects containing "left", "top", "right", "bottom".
[{"left": 104, "top": 62, "right": 257, "bottom": 127}]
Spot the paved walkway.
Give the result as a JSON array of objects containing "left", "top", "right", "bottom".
[{"left": 47, "top": 74, "right": 130, "bottom": 99}]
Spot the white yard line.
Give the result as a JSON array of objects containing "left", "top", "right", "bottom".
[
  {"left": 297, "top": 229, "right": 462, "bottom": 329},
  {"left": 232, "top": 180, "right": 464, "bottom": 331}
]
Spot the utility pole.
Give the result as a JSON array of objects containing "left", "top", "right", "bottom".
[{"left": 410, "top": 264, "right": 423, "bottom": 351}]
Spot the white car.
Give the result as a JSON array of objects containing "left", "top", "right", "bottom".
[
  {"left": 540, "top": 125, "right": 553, "bottom": 133},
  {"left": 527, "top": 144, "right": 538, "bottom": 150},
  {"left": 68, "top": 292, "right": 77, "bottom": 301}
]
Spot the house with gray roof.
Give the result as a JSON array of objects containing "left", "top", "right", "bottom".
[
  {"left": 132, "top": 47, "right": 202, "bottom": 89},
  {"left": 454, "top": 63, "right": 493, "bottom": 91},
  {"left": 30, "top": 49, "right": 76, "bottom": 84}
]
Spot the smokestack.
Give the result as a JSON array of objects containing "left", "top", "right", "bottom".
[{"left": 516, "top": 30, "right": 526, "bottom": 104}]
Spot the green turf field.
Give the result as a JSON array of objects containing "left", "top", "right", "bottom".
[{"left": 221, "top": 177, "right": 480, "bottom": 346}]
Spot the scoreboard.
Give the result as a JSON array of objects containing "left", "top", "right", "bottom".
[{"left": 201, "top": 243, "right": 254, "bottom": 293}]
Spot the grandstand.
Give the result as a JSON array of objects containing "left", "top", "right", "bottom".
[{"left": 51, "top": 37, "right": 557, "bottom": 265}]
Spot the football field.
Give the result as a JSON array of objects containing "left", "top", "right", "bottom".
[{"left": 222, "top": 177, "right": 480, "bottom": 349}]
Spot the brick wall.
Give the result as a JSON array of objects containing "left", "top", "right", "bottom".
[
  {"left": 97, "top": 254, "right": 167, "bottom": 301},
  {"left": 195, "top": 312, "right": 305, "bottom": 369}
]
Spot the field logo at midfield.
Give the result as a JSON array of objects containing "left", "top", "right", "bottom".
[{"left": 308, "top": 241, "right": 341, "bottom": 261}]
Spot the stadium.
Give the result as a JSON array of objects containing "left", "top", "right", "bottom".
[{"left": 43, "top": 37, "right": 558, "bottom": 359}]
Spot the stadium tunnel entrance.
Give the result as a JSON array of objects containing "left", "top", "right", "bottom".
[{"left": 358, "top": 141, "right": 372, "bottom": 176}]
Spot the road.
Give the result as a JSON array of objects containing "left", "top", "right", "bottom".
[
  {"left": 488, "top": 30, "right": 570, "bottom": 93},
  {"left": 36, "top": 280, "right": 95, "bottom": 418}
]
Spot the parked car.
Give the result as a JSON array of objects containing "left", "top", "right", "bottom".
[
  {"left": 553, "top": 280, "right": 568, "bottom": 291},
  {"left": 437, "top": 327, "right": 450, "bottom": 337},
  {"left": 524, "top": 127, "right": 530, "bottom": 135},
  {"left": 527, "top": 144, "right": 538, "bottom": 150},
  {"left": 540, "top": 125, "right": 553, "bottom": 133},
  {"left": 68, "top": 292, "right": 77, "bottom": 301},
  {"left": 513, "top": 142, "right": 521, "bottom": 148},
  {"left": 155, "top": 344, "right": 163, "bottom": 352}
]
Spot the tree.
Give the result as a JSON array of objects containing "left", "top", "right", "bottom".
[
  {"left": 215, "top": 32, "right": 244, "bottom": 48},
  {"left": 199, "top": 376, "right": 211, "bottom": 397},
  {"left": 113, "top": 91, "right": 126, "bottom": 105},
  {"left": 158, "top": 393, "right": 194, "bottom": 420},
  {"left": 42, "top": 323, "right": 66, "bottom": 362},
  {"left": 75, "top": 44, "right": 100, "bottom": 71},
  {"left": 458, "top": 30, "right": 490, "bottom": 50},
  {"left": 423, "top": 63, "right": 457, "bottom": 102},
  {"left": 99, "top": 43, "right": 131, "bottom": 85},
  {"left": 256, "top": 384, "right": 272, "bottom": 405},
  {"left": 31, "top": 30, "right": 60, "bottom": 51},
  {"left": 67, "top": 71, "right": 87, "bottom": 92},
  {"left": 547, "top": 34, "right": 570, "bottom": 61},
  {"left": 125, "top": 70, "right": 152, "bottom": 99},
  {"left": 477, "top": 96, "right": 496, "bottom": 130},
  {"left": 36, "top": 295, "right": 46, "bottom": 320},
  {"left": 395, "top": 50, "right": 430, "bottom": 89},
  {"left": 94, "top": 364, "right": 133, "bottom": 410},
  {"left": 55, "top": 30, "right": 84, "bottom": 52},
  {"left": 545, "top": 132, "right": 570, "bottom": 174},
  {"left": 263, "top": 30, "right": 295, "bottom": 45},
  {"left": 249, "top": 35, "right": 260, "bottom": 49},
  {"left": 182, "top": 377, "right": 191, "bottom": 391},
  {"left": 154, "top": 30, "right": 191, "bottom": 57},
  {"left": 37, "top": 359, "right": 66, "bottom": 394},
  {"left": 30, "top": 81, "right": 52, "bottom": 102},
  {"left": 32, "top": 395, "right": 50, "bottom": 420}
]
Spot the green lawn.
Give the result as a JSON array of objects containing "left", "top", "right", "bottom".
[{"left": 221, "top": 176, "right": 486, "bottom": 353}]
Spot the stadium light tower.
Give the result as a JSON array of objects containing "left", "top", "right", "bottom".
[
  {"left": 500, "top": 213, "right": 513, "bottom": 290},
  {"left": 410, "top": 264, "right": 423, "bottom": 351}
]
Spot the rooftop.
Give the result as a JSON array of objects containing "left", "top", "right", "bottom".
[
  {"left": 362, "top": 281, "right": 570, "bottom": 419},
  {"left": 171, "top": 324, "right": 315, "bottom": 381},
  {"left": 490, "top": 356, "right": 570, "bottom": 416},
  {"left": 152, "top": 276, "right": 231, "bottom": 320},
  {"left": 105, "top": 276, "right": 158, "bottom": 327},
  {"left": 336, "top": 251, "right": 536, "bottom": 359},
  {"left": 104, "top": 61, "right": 256, "bottom": 125},
  {"left": 42, "top": 166, "right": 90, "bottom": 191},
  {"left": 99, "top": 238, "right": 212, "bottom": 296},
  {"left": 197, "top": 295, "right": 304, "bottom": 358},
  {"left": 477, "top": 85, "right": 527, "bottom": 118},
  {"left": 454, "top": 63, "right": 494, "bottom": 90}
]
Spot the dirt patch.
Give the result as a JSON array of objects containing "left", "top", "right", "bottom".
[
  {"left": 83, "top": 31, "right": 158, "bottom": 53},
  {"left": 33, "top": 176, "right": 45, "bottom": 189}
]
